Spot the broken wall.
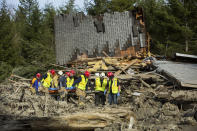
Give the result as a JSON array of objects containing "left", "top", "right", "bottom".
[{"left": 55, "top": 10, "right": 146, "bottom": 65}]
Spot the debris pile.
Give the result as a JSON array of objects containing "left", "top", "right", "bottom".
[
  {"left": 0, "top": 57, "right": 197, "bottom": 131},
  {"left": 67, "top": 57, "right": 142, "bottom": 77}
]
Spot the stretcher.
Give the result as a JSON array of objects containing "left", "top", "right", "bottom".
[
  {"left": 66, "top": 87, "right": 76, "bottom": 93},
  {"left": 48, "top": 88, "right": 59, "bottom": 94}
]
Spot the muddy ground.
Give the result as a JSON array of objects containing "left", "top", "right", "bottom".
[{"left": 0, "top": 74, "right": 197, "bottom": 131}]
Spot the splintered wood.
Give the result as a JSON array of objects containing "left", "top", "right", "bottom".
[
  {"left": 59, "top": 108, "right": 135, "bottom": 130},
  {"left": 68, "top": 57, "right": 142, "bottom": 78},
  {"left": 114, "top": 59, "right": 138, "bottom": 76},
  {"left": 2, "top": 56, "right": 197, "bottom": 131},
  {"left": 21, "top": 108, "right": 135, "bottom": 130}
]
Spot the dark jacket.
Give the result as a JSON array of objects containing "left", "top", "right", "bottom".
[
  {"left": 32, "top": 79, "right": 40, "bottom": 92},
  {"left": 107, "top": 78, "right": 120, "bottom": 94},
  {"left": 58, "top": 75, "right": 66, "bottom": 88},
  {"left": 72, "top": 76, "right": 90, "bottom": 91}
]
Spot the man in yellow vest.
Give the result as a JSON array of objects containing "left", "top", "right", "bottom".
[
  {"left": 65, "top": 71, "right": 76, "bottom": 101},
  {"left": 72, "top": 71, "right": 90, "bottom": 106},
  {"left": 40, "top": 70, "right": 53, "bottom": 93},
  {"left": 41, "top": 69, "right": 58, "bottom": 93},
  {"left": 105, "top": 72, "right": 121, "bottom": 105},
  {"left": 66, "top": 71, "right": 75, "bottom": 89},
  {"left": 58, "top": 70, "right": 76, "bottom": 101},
  {"left": 94, "top": 72, "right": 108, "bottom": 106}
]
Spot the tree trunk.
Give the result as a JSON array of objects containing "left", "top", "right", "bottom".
[
  {"left": 185, "top": 23, "right": 189, "bottom": 52},
  {"left": 185, "top": 39, "right": 188, "bottom": 52},
  {"left": 157, "top": 90, "right": 197, "bottom": 102}
]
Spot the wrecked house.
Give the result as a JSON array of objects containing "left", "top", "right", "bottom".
[
  {"left": 2, "top": 8, "right": 197, "bottom": 131},
  {"left": 55, "top": 8, "right": 148, "bottom": 65}
]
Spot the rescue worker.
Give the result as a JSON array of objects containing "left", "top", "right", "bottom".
[
  {"left": 58, "top": 71, "right": 66, "bottom": 101},
  {"left": 58, "top": 71, "right": 66, "bottom": 89},
  {"left": 30, "top": 73, "right": 41, "bottom": 95},
  {"left": 65, "top": 70, "right": 76, "bottom": 102},
  {"left": 51, "top": 69, "right": 59, "bottom": 89},
  {"left": 94, "top": 72, "right": 108, "bottom": 106},
  {"left": 40, "top": 69, "right": 56, "bottom": 93},
  {"left": 105, "top": 72, "right": 121, "bottom": 105},
  {"left": 72, "top": 71, "right": 90, "bottom": 106},
  {"left": 66, "top": 71, "right": 75, "bottom": 89},
  {"left": 70, "top": 70, "right": 76, "bottom": 79},
  {"left": 47, "top": 69, "right": 59, "bottom": 99}
]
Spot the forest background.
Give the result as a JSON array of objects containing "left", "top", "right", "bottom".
[{"left": 0, "top": 0, "right": 197, "bottom": 81}]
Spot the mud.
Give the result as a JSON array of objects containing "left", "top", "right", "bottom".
[{"left": 0, "top": 75, "right": 197, "bottom": 131}]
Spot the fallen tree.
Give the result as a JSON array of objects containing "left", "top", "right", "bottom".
[{"left": 156, "top": 90, "right": 197, "bottom": 102}]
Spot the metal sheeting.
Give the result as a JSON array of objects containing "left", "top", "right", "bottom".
[
  {"left": 175, "top": 53, "right": 197, "bottom": 59},
  {"left": 155, "top": 61, "right": 197, "bottom": 88}
]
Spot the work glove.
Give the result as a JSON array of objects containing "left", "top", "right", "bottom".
[
  {"left": 117, "top": 92, "right": 120, "bottom": 97},
  {"left": 70, "top": 86, "right": 74, "bottom": 90},
  {"left": 66, "top": 86, "right": 74, "bottom": 90},
  {"left": 38, "top": 82, "right": 41, "bottom": 87},
  {"left": 104, "top": 90, "right": 107, "bottom": 95}
]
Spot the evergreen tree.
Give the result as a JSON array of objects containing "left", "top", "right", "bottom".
[
  {"left": 59, "top": 0, "right": 77, "bottom": 14},
  {"left": 108, "top": 0, "right": 136, "bottom": 12},
  {"left": 87, "top": 0, "right": 109, "bottom": 15},
  {"left": 0, "top": 0, "right": 197, "bottom": 81},
  {"left": 182, "top": 0, "right": 197, "bottom": 54},
  {"left": 39, "top": 4, "right": 56, "bottom": 63},
  {"left": 0, "top": 0, "right": 19, "bottom": 66},
  {"left": 15, "top": 0, "right": 55, "bottom": 64},
  {"left": 0, "top": 0, "right": 17, "bottom": 81},
  {"left": 138, "top": 0, "right": 194, "bottom": 56},
  {"left": 43, "top": 4, "right": 56, "bottom": 32},
  {"left": 16, "top": 0, "right": 41, "bottom": 40}
]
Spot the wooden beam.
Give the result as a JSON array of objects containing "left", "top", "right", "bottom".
[
  {"left": 114, "top": 59, "right": 138, "bottom": 76},
  {"left": 50, "top": 63, "right": 68, "bottom": 69},
  {"left": 102, "top": 51, "right": 110, "bottom": 57},
  {"left": 139, "top": 78, "right": 151, "bottom": 88},
  {"left": 10, "top": 74, "right": 31, "bottom": 81},
  {"left": 157, "top": 90, "right": 197, "bottom": 102}
]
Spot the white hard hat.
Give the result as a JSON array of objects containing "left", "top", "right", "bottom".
[
  {"left": 95, "top": 73, "right": 100, "bottom": 77},
  {"left": 100, "top": 72, "right": 105, "bottom": 77},
  {"left": 58, "top": 71, "right": 63, "bottom": 75}
]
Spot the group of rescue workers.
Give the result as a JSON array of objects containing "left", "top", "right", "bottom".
[{"left": 30, "top": 69, "right": 121, "bottom": 106}]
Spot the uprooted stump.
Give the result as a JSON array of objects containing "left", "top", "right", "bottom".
[
  {"left": 12, "top": 109, "right": 136, "bottom": 130},
  {"left": 62, "top": 113, "right": 114, "bottom": 130},
  {"left": 55, "top": 108, "right": 135, "bottom": 130}
]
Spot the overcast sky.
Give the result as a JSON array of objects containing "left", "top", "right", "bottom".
[{"left": 6, "top": 0, "right": 84, "bottom": 10}]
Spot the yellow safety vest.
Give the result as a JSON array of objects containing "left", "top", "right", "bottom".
[
  {"left": 108, "top": 78, "right": 119, "bottom": 94},
  {"left": 42, "top": 73, "right": 52, "bottom": 88},
  {"left": 78, "top": 75, "right": 88, "bottom": 91},
  {"left": 67, "top": 77, "right": 74, "bottom": 87},
  {"left": 95, "top": 77, "right": 107, "bottom": 92}
]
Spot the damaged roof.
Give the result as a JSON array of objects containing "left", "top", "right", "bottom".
[{"left": 155, "top": 61, "right": 197, "bottom": 88}]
